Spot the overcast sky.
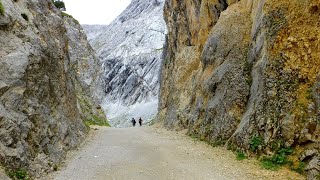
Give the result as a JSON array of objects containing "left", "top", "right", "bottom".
[{"left": 64, "top": 0, "right": 131, "bottom": 25}]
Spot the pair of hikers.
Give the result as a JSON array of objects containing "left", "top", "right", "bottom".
[{"left": 131, "top": 117, "right": 142, "bottom": 127}]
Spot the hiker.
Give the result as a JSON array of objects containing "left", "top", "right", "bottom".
[
  {"left": 139, "top": 117, "right": 142, "bottom": 127},
  {"left": 131, "top": 118, "right": 136, "bottom": 127}
]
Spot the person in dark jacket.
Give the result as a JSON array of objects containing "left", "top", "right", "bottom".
[
  {"left": 131, "top": 118, "right": 136, "bottom": 127},
  {"left": 139, "top": 117, "right": 143, "bottom": 127}
]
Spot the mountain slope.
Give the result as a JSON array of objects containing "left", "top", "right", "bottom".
[{"left": 83, "top": 0, "right": 166, "bottom": 127}]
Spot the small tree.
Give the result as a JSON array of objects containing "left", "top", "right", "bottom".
[{"left": 52, "top": 0, "right": 66, "bottom": 11}]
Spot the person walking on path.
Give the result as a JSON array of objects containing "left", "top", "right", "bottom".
[
  {"left": 131, "top": 118, "right": 136, "bottom": 127},
  {"left": 139, "top": 117, "right": 143, "bottom": 127}
]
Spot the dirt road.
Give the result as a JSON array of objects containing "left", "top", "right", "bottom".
[{"left": 48, "top": 126, "right": 304, "bottom": 180}]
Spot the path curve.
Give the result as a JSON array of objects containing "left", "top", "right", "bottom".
[{"left": 46, "top": 126, "right": 304, "bottom": 180}]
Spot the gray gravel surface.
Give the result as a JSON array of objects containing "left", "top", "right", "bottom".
[{"left": 45, "top": 126, "right": 304, "bottom": 180}]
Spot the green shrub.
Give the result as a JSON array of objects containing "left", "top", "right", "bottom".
[
  {"left": 272, "top": 147, "right": 293, "bottom": 164},
  {"left": 7, "top": 169, "right": 29, "bottom": 180},
  {"left": 260, "top": 147, "right": 293, "bottom": 170},
  {"left": 52, "top": 0, "right": 65, "bottom": 10},
  {"left": 249, "top": 135, "right": 263, "bottom": 152},
  {"left": 236, "top": 151, "right": 247, "bottom": 161},
  {"left": 0, "top": 0, "right": 4, "bottom": 15}
]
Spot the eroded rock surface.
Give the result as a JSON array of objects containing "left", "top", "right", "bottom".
[
  {"left": 83, "top": 0, "right": 166, "bottom": 127},
  {"left": 159, "top": 0, "right": 319, "bottom": 178},
  {"left": 0, "top": 0, "right": 105, "bottom": 178}
]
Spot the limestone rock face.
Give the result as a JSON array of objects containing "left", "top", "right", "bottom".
[
  {"left": 0, "top": 167, "right": 10, "bottom": 180},
  {"left": 160, "top": 0, "right": 319, "bottom": 178},
  {"left": 0, "top": 0, "right": 105, "bottom": 177},
  {"left": 83, "top": 0, "right": 166, "bottom": 127},
  {"left": 63, "top": 17, "right": 107, "bottom": 127}
]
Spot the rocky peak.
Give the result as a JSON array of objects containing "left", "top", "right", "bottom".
[{"left": 83, "top": 0, "right": 166, "bottom": 127}]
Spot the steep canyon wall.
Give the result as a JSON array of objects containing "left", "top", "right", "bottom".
[
  {"left": 159, "top": 0, "right": 319, "bottom": 178},
  {"left": 0, "top": 0, "right": 105, "bottom": 178}
]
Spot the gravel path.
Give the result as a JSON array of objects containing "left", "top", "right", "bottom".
[{"left": 46, "top": 126, "right": 304, "bottom": 180}]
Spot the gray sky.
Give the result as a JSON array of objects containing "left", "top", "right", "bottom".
[{"left": 64, "top": 0, "right": 131, "bottom": 25}]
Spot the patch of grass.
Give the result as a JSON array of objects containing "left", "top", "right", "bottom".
[
  {"left": 291, "top": 162, "right": 305, "bottom": 174},
  {"left": 249, "top": 135, "right": 263, "bottom": 152},
  {"left": 92, "top": 115, "right": 110, "bottom": 126},
  {"left": 189, "top": 133, "right": 199, "bottom": 140},
  {"left": 85, "top": 115, "right": 110, "bottom": 127},
  {"left": 7, "top": 169, "right": 29, "bottom": 180},
  {"left": 0, "top": 1, "right": 5, "bottom": 15},
  {"left": 236, "top": 151, "right": 247, "bottom": 161},
  {"left": 260, "top": 147, "right": 294, "bottom": 171},
  {"left": 261, "top": 158, "right": 281, "bottom": 170}
]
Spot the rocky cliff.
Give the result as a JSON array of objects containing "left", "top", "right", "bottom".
[
  {"left": 0, "top": 0, "right": 105, "bottom": 178},
  {"left": 63, "top": 16, "right": 108, "bottom": 127},
  {"left": 83, "top": 0, "right": 166, "bottom": 127},
  {"left": 159, "top": 0, "right": 319, "bottom": 178}
]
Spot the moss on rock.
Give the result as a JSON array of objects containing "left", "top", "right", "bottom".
[
  {"left": 0, "top": 0, "right": 5, "bottom": 15},
  {"left": 75, "top": 81, "right": 109, "bottom": 127}
]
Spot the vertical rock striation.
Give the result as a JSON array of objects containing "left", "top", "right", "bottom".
[
  {"left": 160, "top": 0, "right": 319, "bottom": 178},
  {"left": 0, "top": 0, "right": 105, "bottom": 178},
  {"left": 83, "top": 0, "right": 167, "bottom": 127}
]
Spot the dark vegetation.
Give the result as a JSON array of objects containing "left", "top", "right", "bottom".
[
  {"left": 260, "top": 147, "right": 294, "bottom": 170},
  {"left": 7, "top": 169, "right": 29, "bottom": 180},
  {"left": 52, "top": 0, "right": 66, "bottom": 10},
  {"left": 193, "top": 131, "right": 306, "bottom": 174},
  {"left": 236, "top": 151, "right": 247, "bottom": 161}
]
